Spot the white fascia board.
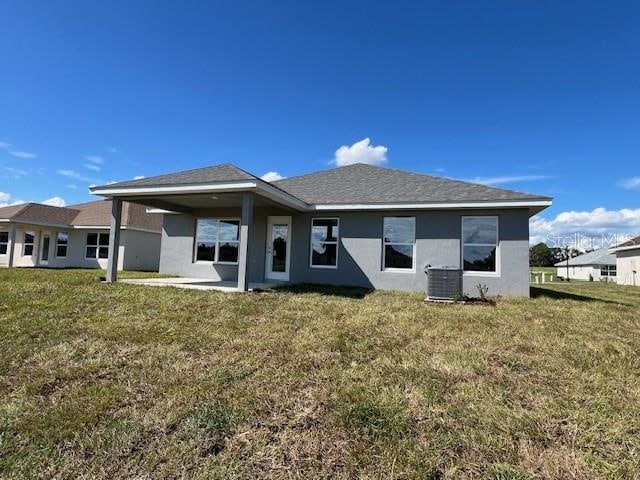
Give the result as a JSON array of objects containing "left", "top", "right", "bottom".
[
  {"left": 10, "top": 219, "right": 73, "bottom": 229},
  {"left": 90, "top": 181, "right": 258, "bottom": 196},
  {"left": 312, "top": 200, "right": 553, "bottom": 211},
  {"left": 609, "top": 244, "right": 640, "bottom": 253}
]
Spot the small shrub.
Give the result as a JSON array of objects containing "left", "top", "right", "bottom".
[{"left": 477, "top": 284, "right": 489, "bottom": 301}]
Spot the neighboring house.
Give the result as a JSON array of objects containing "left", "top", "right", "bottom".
[
  {"left": 0, "top": 200, "right": 161, "bottom": 271},
  {"left": 554, "top": 249, "right": 617, "bottom": 282},
  {"left": 609, "top": 236, "right": 640, "bottom": 286},
  {"left": 90, "top": 163, "right": 552, "bottom": 296}
]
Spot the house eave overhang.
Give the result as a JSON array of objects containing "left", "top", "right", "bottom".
[
  {"left": 609, "top": 245, "right": 640, "bottom": 254},
  {"left": 90, "top": 181, "right": 551, "bottom": 216},
  {"left": 312, "top": 199, "right": 552, "bottom": 214},
  {"left": 90, "top": 181, "right": 312, "bottom": 211}
]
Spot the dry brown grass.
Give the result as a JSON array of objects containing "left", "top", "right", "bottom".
[{"left": 1, "top": 268, "right": 639, "bottom": 479}]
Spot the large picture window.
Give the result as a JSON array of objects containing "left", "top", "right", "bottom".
[
  {"left": 23, "top": 231, "right": 35, "bottom": 256},
  {"left": 195, "top": 219, "right": 240, "bottom": 263},
  {"left": 56, "top": 232, "right": 69, "bottom": 258},
  {"left": 462, "top": 216, "right": 498, "bottom": 273},
  {"left": 383, "top": 217, "right": 415, "bottom": 270},
  {"left": 310, "top": 218, "right": 339, "bottom": 268},
  {"left": 86, "top": 232, "right": 109, "bottom": 259},
  {"left": 0, "top": 231, "right": 8, "bottom": 255}
]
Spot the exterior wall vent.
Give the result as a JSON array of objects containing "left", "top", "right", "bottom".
[{"left": 426, "top": 267, "right": 462, "bottom": 301}]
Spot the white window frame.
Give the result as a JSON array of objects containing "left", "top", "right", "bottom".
[
  {"left": 461, "top": 216, "right": 500, "bottom": 276},
  {"left": 0, "top": 230, "right": 8, "bottom": 256},
  {"left": 600, "top": 265, "right": 616, "bottom": 277},
  {"left": 382, "top": 216, "right": 416, "bottom": 273},
  {"left": 23, "top": 231, "right": 36, "bottom": 257},
  {"left": 193, "top": 218, "right": 241, "bottom": 265},
  {"left": 85, "top": 232, "right": 110, "bottom": 259},
  {"left": 309, "top": 217, "right": 339, "bottom": 269},
  {"left": 55, "top": 231, "right": 69, "bottom": 258}
]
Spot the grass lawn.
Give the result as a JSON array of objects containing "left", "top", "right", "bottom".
[{"left": 1, "top": 269, "right": 639, "bottom": 479}]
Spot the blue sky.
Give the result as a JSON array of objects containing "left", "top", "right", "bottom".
[{"left": 1, "top": 1, "right": 639, "bottom": 245}]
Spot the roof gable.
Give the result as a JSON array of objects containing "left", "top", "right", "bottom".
[{"left": 273, "top": 163, "right": 552, "bottom": 205}]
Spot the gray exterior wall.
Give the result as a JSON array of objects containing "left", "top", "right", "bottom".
[
  {"left": 159, "top": 207, "right": 531, "bottom": 297},
  {"left": 0, "top": 225, "right": 160, "bottom": 271}
]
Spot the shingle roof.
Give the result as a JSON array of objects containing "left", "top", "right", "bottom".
[
  {"left": 554, "top": 249, "right": 616, "bottom": 267},
  {"left": 93, "top": 162, "right": 552, "bottom": 206},
  {"left": 101, "top": 163, "right": 257, "bottom": 189},
  {"left": 0, "top": 203, "right": 32, "bottom": 219},
  {"left": 0, "top": 203, "right": 80, "bottom": 226},
  {"left": 0, "top": 200, "right": 161, "bottom": 231},
  {"left": 273, "top": 164, "right": 552, "bottom": 204}
]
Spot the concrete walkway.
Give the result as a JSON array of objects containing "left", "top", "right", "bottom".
[{"left": 119, "top": 277, "right": 281, "bottom": 292}]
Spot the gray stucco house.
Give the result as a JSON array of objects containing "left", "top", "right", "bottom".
[
  {"left": 90, "top": 163, "right": 552, "bottom": 296},
  {"left": 0, "top": 200, "right": 161, "bottom": 271}
]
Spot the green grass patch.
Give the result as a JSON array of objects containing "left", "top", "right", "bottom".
[{"left": 0, "top": 268, "right": 639, "bottom": 478}]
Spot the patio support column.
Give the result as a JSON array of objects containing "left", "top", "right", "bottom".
[
  {"left": 237, "top": 192, "right": 253, "bottom": 292},
  {"left": 106, "top": 198, "right": 123, "bottom": 283},
  {"left": 7, "top": 224, "right": 17, "bottom": 268}
]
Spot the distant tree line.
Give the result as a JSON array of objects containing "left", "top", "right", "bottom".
[{"left": 529, "top": 243, "right": 582, "bottom": 267}]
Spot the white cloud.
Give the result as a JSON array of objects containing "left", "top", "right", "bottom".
[
  {"left": 530, "top": 207, "right": 640, "bottom": 248},
  {"left": 66, "top": 184, "right": 78, "bottom": 189},
  {"left": 3, "top": 166, "right": 28, "bottom": 178},
  {"left": 106, "top": 147, "right": 117, "bottom": 153},
  {"left": 468, "top": 175, "right": 550, "bottom": 186},
  {"left": 42, "top": 196, "right": 66, "bottom": 207},
  {"left": 0, "top": 191, "right": 24, "bottom": 207},
  {"left": 57, "top": 169, "right": 102, "bottom": 184},
  {"left": 133, "top": 175, "right": 145, "bottom": 180},
  {"left": 620, "top": 177, "right": 640, "bottom": 190},
  {"left": 9, "top": 150, "right": 37, "bottom": 159},
  {"left": 86, "top": 155, "right": 103, "bottom": 164},
  {"left": 332, "top": 138, "right": 388, "bottom": 167},
  {"left": 0, "top": 142, "right": 10, "bottom": 149},
  {"left": 260, "top": 171, "right": 285, "bottom": 182},
  {"left": 84, "top": 163, "right": 101, "bottom": 171}
]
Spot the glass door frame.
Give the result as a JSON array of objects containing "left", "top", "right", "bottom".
[
  {"left": 39, "top": 231, "right": 51, "bottom": 266},
  {"left": 265, "top": 216, "right": 292, "bottom": 281}
]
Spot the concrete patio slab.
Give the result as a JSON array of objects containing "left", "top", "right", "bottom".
[{"left": 119, "top": 277, "right": 281, "bottom": 292}]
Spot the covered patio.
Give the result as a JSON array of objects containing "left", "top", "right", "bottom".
[{"left": 90, "top": 164, "right": 310, "bottom": 292}]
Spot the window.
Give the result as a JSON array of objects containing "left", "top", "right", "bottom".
[
  {"left": 23, "top": 231, "right": 35, "bottom": 256},
  {"left": 0, "top": 231, "right": 8, "bottom": 255},
  {"left": 601, "top": 265, "right": 616, "bottom": 277},
  {"left": 56, "top": 232, "right": 69, "bottom": 257},
  {"left": 462, "top": 216, "right": 498, "bottom": 273},
  {"left": 310, "top": 218, "right": 339, "bottom": 268},
  {"left": 383, "top": 217, "right": 415, "bottom": 270},
  {"left": 86, "top": 232, "right": 109, "bottom": 259},
  {"left": 194, "top": 219, "right": 240, "bottom": 263}
]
